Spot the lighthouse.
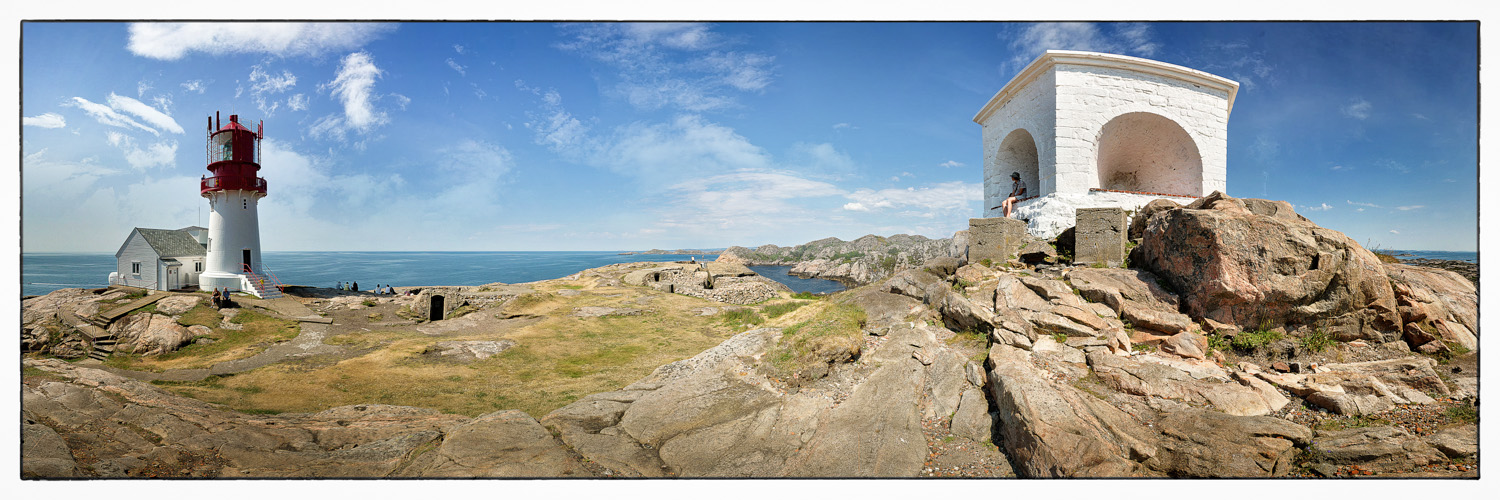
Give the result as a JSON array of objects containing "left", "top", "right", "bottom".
[{"left": 198, "top": 112, "right": 279, "bottom": 298}]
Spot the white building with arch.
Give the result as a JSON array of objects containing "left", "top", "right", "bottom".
[{"left": 974, "top": 50, "right": 1240, "bottom": 237}]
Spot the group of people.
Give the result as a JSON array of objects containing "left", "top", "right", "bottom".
[
  {"left": 336, "top": 281, "right": 399, "bottom": 295},
  {"left": 209, "top": 288, "right": 235, "bottom": 309}
]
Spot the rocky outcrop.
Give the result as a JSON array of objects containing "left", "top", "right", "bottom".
[
  {"left": 1309, "top": 426, "right": 1447, "bottom": 473},
  {"left": 1250, "top": 358, "right": 1451, "bottom": 415},
  {"left": 718, "top": 233, "right": 963, "bottom": 285},
  {"left": 111, "top": 313, "right": 195, "bottom": 356},
  {"left": 1137, "top": 192, "right": 1401, "bottom": 342},
  {"left": 1383, "top": 263, "right": 1478, "bottom": 352},
  {"left": 21, "top": 359, "right": 586, "bottom": 478}
]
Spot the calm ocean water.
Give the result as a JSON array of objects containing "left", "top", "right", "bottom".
[
  {"left": 20, "top": 249, "right": 1468, "bottom": 298},
  {"left": 20, "top": 252, "right": 847, "bottom": 298}
]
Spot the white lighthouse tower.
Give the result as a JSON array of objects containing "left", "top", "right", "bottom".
[{"left": 198, "top": 112, "right": 279, "bottom": 298}]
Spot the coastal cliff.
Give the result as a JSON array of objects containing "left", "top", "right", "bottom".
[{"left": 717, "top": 233, "right": 968, "bottom": 285}]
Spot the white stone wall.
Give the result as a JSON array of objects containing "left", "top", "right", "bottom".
[
  {"left": 980, "top": 70, "right": 1055, "bottom": 214},
  {"left": 1013, "top": 191, "right": 1198, "bottom": 239},
  {"left": 1052, "top": 63, "right": 1230, "bottom": 196}
]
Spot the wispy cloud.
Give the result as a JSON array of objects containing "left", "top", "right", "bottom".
[
  {"left": 1396, "top": 205, "right": 1425, "bottom": 211},
  {"left": 1330, "top": 164, "right": 1351, "bottom": 171},
  {"left": 453, "top": 44, "right": 465, "bottom": 54},
  {"left": 23, "top": 112, "right": 66, "bottom": 128},
  {"left": 1192, "top": 40, "right": 1276, "bottom": 91},
  {"left": 446, "top": 58, "right": 466, "bottom": 76},
  {"left": 844, "top": 181, "right": 983, "bottom": 217},
  {"left": 106, "top": 93, "right": 184, "bottom": 134},
  {"left": 105, "top": 131, "right": 178, "bottom": 170},
  {"left": 1303, "top": 203, "right": 1333, "bottom": 211},
  {"left": 939, "top": 160, "right": 964, "bottom": 168},
  {"left": 1341, "top": 98, "right": 1373, "bottom": 119},
  {"left": 127, "top": 22, "right": 396, "bottom": 60},
  {"left": 832, "top": 123, "right": 853, "bottom": 130},
  {"left": 1389, "top": 230, "right": 1400, "bottom": 235},
  {"left": 65, "top": 96, "right": 160, "bottom": 135},
  {"left": 1347, "top": 200, "right": 1382, "bottom": 208},
  {"left": 181, "top": 80, "right": 206, "bottom": 94},
  {"left": 248, "top": 65, "right": 298, "bottom": 115},
  {"left": 1004, "top": 22, "right": 1161, "bottom": 73},
  {"left": 311, "top": 52, "right": 398, "bottom": 142},
  {"left": 1377, "top": 159, "right": 1411, "bottom": 174},
  {"left": 556, "top": 23, "right": 775, "bottom": 112},
  {"left": 287, "top": 94, "right": 309, "bottom": 111}
]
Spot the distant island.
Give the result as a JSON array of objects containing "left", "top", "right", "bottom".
[{"left": 617, "top": 249, "right": 724, "bottom": 255}]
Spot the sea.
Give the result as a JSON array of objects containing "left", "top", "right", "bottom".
[{"left": 19, "top": 252, "right": 849, "bottom": 298}]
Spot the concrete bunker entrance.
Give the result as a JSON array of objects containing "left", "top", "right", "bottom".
[
  {"left": 430, "top": 295, "right": 445, "bottom": 321},
  {"left": 988, "top": 128, "right": 1040, "bottom": 209},
  {"left": 1095, "top": 112, "right": 1202, "bottom": 197}
]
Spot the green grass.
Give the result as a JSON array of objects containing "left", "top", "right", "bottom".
[
  {"left": 111, "top": 310, "right": 300, "bottom": 371},
  {"left": 1231, "top": 327, "right": 1283, "bottom": 351},
  {"left": 762, "top": 301, "right": 867, "bottom": 384},
  {"left": 1444, "top": 403, "right": 1478, "bottom": 424},
  {"left": 1301, "top": 329, "right": 1335, "bottom": 353},
  {"left": 1206, "top": 332, "right": 1230, "bottom": 356},
  {"left": 762, "top": 301, "right": 808, "bottom": 319},
  {"left": 175, "top": 304, "right": 223, "bottom": 328},
  {"left": 791, "top": 291, "right": 822, "bottom": 300},
  {"left": 719, "top": 308, "right": 765, "bottom": 327}
]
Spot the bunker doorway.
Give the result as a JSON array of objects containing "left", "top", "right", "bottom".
[{"left": 430, "top": 295, "right": 445, "bottom": 321}]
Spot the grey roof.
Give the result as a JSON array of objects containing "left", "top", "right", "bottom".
[{"left": 135, "top": 228, "right": 207, "bottom": 258}]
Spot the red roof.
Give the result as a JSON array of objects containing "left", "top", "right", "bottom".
[{"left": 218, "top": 120, "right": 253, "bottom": 132}]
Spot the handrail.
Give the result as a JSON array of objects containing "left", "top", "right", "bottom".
[
  {"left": 241, "top": 263, "right": 286, "bottom": 293},
  {"left": 202, "top": 175, "right": 267, "bottom": 194}
]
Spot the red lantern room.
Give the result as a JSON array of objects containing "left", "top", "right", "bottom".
[{"left": 201, "top": 113, "right": 267, "bottom": 195}]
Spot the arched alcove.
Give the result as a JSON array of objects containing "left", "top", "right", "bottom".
[
  {"left": 988, "top": 128, "right": 1040, "bottom": 208},
  {"left": 1095, "top": 112, "right": 1203, "bottom": 196}
]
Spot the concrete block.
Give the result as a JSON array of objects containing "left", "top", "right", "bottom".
[
  {"left": 1074, "top": 208, "right": 1128, "bottom": 267},
  {"left": 968, "top": 217, "right": 1029, "bottom": 265}
]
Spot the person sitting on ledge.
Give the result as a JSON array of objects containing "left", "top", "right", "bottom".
[{"left": 1001, "top": 171, "right": 1027, "bottom": 218}]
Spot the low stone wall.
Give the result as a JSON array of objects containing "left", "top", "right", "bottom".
[
  {"left": 405, "top": 286, "right": 523, "bottom": 321},
  {"left": 1009, "top": 191, "right": 1197, "bottom": 239},
  {"left": 623, "top": 263, "right": 788, "bottom": 305}
]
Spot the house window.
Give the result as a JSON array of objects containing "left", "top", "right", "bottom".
[
  {"left": 195, "top": 261, "right": 203, "bottom": 273},
  {"left": 131, "top": 262, "right": 141, "bottom": 274}
]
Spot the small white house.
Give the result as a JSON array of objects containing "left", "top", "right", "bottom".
[
  {"left": 974, "top": 50, "right": 1240, "bottom": 237},
  {"left": 109, "top": 226, "right": 208, "bottom": 291}
]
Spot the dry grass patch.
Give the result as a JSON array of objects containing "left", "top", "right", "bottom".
[
  {"left": 155, "top": 286, "right": 749, "bottom": 418},
  {"left": 760, "top": 299, "right": 867, "bottom": 386}
]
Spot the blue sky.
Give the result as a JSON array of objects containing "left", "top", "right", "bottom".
[{"left": 17, "top": 20, "right": 1480, "bottom": 252}]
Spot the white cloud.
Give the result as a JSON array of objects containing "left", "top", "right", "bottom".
[
  {"left": 832, "top": 123, "right": 852, "bottom": 130},
  {"left": 312, "top": 52, "right": 396, "bottom": 141},
  {"left": 248, "top": 65, "right": 298, "bottom": 115},
  {"left": 106, "top": 93, "right": 185, "bottom": 135},
  {"left": 105, "top": 131, "right": 179, "bottom": 170},
  {"left": 939, "top": 160, "right": 964, "bottom": 168},
  {"left": 557, "top": 23, "right": 774, "bottom": 112},
  {"left": 1006, "top": 22, "right": 1161, "bottom": 72},
  {"left": 1341, "top": 98, "right": 1372, "bottom": 119},
  {"left": 1304, "top": 203, "right": 1332, "bottom": 211},
  {"left": 789, "top": 142, "right": 855, "bottom": 174},
  {"left": 453, "top": 44, "right": 465, "bottom": 54},
  {"left": 1389, "top": 230, "right": 1400, "bottom": 235},
  {"left": 844, "top": 181, "right": 983, "bottom": 216},
  {"left": 287, "top": 94, "right": 309, "bottom": 111},
  {"left": 844, "top": 202, "right": 869, "bottom": 212},
  {"left": 127, "top": 22, "right": 395, "bottom": 60},
  {"left": 1377, "top": 159, "right": 1411, "bottom": 174},
  {"left": 1330, "top": 164, "right": 1349, "bottom": 171},
  {"left": 23, "top": 112, "right": 66, "bottom": 128},
  {"left": 181, "top": 80, "right": 206, "bottom": 94},
  {"left": 65, "top": 97, "right": 159, "bottom": 135},
  {"left": 1396, "top": 205, "right": 1425, "bottom": 211},
  {"left": 446, "top": 58, "right": 466, "bottom": 76}
]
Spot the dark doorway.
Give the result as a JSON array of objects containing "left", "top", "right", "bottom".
[
  {"left": 430, "top": 295, "right": 445, "bottom": 321},
  {"left": 242, "top": 249, "right": 253, "bottom": 271}
]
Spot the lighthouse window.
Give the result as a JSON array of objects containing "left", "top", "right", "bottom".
[{"left": 243, "top": 200, "right": 248, "bottom": 209}]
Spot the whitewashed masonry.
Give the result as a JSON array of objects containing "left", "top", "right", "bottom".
[{"left": 975, "top": 50, "right": 1239, "bottom": 237}]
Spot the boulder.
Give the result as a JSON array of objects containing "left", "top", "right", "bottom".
[
  {"left": 1146, "top": 409, "right": 1311, "bottom": 477},
  {"left": 950, "top": 388, "right": 994, "bottom": 443},
  {"left": 1384, "top": 263, "right": 1478, "bottom": 351},
  {"left": 986, "top": 344, "right": 1158, "bottom": 477},
  {"left": 1253, "top": 358, "right": 1448, "bottom": 415},
  {"left": 1309, "top": 426, "right": 1447, "bottom": 473},
  {"left": 1067, "top": 268, "right": 1194, "bottom": 335},
  {"left": 1129, "top": 198, "right": 1183, "bottom": 240},
  {"left": 1425, "top": 424, "right": 1477, "bottom": 459},
  {"left": 114, "top": 314, "right": 195, "bottom": 356},
  {"left": 1159, "top": 331, "right": 1206, "bottom": 360},
  {"left": 1137, "top": 191, "right": 1401, "bottom": 341},
  {"left": 154, "top": 295, "right": 203, "bottom": 316}
]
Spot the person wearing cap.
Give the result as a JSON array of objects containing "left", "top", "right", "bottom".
[{"left": 1001, "top": 172, "right": 1027, "bottom": 218}]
